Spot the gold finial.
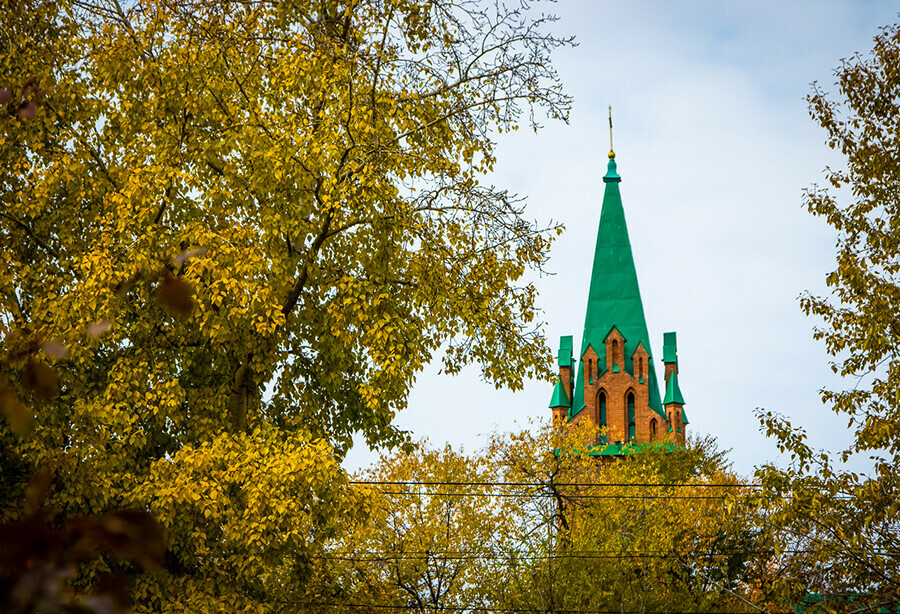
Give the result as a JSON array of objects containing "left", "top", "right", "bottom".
[{"left": 608, "top": 105, "right": 615, "bottom": 159}]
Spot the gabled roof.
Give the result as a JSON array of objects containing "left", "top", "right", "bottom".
[
  {"left": 570, "top": 155, "right": 663, "bottom": 419},
  {"left": 663, "top": 372, "right": 685, "bottom": 405},
  {"left": 602, "top": 325, "right": 626, "bottom": 343}
]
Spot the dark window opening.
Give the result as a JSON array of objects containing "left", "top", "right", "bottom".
[
  {"left": 627, "top": 392, "right": 636, "bottom": 441},
  {"left": 650, "top": 418, "right": 657, "bottom": 442},
  {"left": 598, "top": 391, "right": 607, "bottom": 444}
]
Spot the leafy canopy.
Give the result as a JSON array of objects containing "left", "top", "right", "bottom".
[
  {"left": 1, "top": 0, "right": 571, "bottom": 610},
  {"left": 317, "top": 422, "right": 772, "bottom": 614},
  {"left": 1, "top": 0, "right": 571, "bottom": 451}
]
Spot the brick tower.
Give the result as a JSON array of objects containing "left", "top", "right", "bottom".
[{"left": 548, "top": 150, "right": 688, "bottom": 449}]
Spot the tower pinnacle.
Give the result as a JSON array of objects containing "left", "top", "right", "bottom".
[{"left": 608, "top": 105, "right": 615, "bottom": 159}]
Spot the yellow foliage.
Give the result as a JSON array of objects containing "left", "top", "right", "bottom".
[
  {"left": 315, "top": 422, "right": 774, "bottom": 613},
  {"left": 1, "top": 0, "right": 571, "bottom": 609}
]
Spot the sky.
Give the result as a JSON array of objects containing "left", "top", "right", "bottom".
[{"left": 345, "top": 1, "right": 900, "bottom": 478}]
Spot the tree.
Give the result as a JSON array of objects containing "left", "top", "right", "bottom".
[
  {"left": 1, "top": 5, "right": 167, "bottom": 612},
  {"left": 321, "top": 422, "right": 774, "bottom": 613},
  {"left": 312, "top": 443, "right": 509, "bottom": 612},
  {"left": 0, "top": 0, "right": 572, "bottom": 609},
  {"left": 756, "top": 20, "right": 900, "bottom": 613},
  {"left": 490, "top": 425, "right": 770, "bottom": 614}
]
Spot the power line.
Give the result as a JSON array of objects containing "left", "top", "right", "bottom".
[
  {"left": 352, "top": 481, "right": 852, "bottom": 500},
  {"left": 0, "top": 474, "right": 854, "bottom": 501},
  {"left": 315, "top": 550, "right": 818, "bottom": 562},
  {"left": 306, "top": 602, "right": 755, "bottom": 613},
  {"left": 351, "top": 480, "right": 763, "bottom": 489},
  {"left": 313, "top": 549, "right": 900, "bottom": 562},
  {"left": 362, "top": 490, "right": 748, "bottom": 500},
  {"left": 354, "top": 487, "right": 851, "bottom": 502}
]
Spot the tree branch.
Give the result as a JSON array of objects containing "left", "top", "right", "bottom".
[{"left": 0, "top": 211, "right": 59, "bottom": 258}]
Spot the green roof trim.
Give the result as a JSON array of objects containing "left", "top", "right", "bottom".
[
  {"left": 587, "top": 441, "right": 681, "bottom": 456},
  {"left": 663, "top": 331, "right": 678, "bottom": 363},
  {"left": 682, "top": 407, "right": 689, "bottom": 425},
  {"left": 549, "top": 380, "right": 570, "bottom": 408},
  {"left": 663, "top": 372, "right": 685, "bottom": 405},
  {"left": 570, "top": 155, "right": 664, "bottom": 420}
]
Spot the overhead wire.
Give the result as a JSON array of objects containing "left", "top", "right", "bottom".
[
  {"left": 350, "top": 480, "right": 763, "bottom": 488},
  {"left": 360, "top": 491, "right": 753, "bottom": 500},
  {"left": 313, "top": 549, "right": 834, "bottom": 562},
  {"left": 305, "top": 602, "right": 757, "bottom": 614}
]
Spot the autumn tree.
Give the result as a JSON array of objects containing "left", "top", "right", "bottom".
[
  {"left": 322, "top": 422, "right": 774, "bottom": 613},
  {"left": 491, "top": 424, "right": 771, "bottom": 614},
  {"left": 312, "top": 443, "right": 510, "bottom": 612},
  {"left": 756, "top": 20, "right": 900, "bottom": 614},
  {"left": 0, "top": 0, "right": 572, "bottom": 610}
]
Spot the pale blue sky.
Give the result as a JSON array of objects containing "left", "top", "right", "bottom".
[{"left": 345, "top": 2, "right": 900, "bottom": 477}]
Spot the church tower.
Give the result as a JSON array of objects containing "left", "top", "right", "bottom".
[{"left": 548, "top": 148, "right": 688, "bottom": 449}]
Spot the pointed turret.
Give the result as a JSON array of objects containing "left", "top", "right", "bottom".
[
  {"left": 550, "top": 335, "right": 574, "bottom": 423},
  {"left": 549, "top": 380, "right": 570, "bottom": 424},
  {"left": 663, "top": 331, "right": 679, "bottom": 384},
  {"left": 663, "top": 372, "right": 685, "bottom": 405},
  {"left": 663, "top": 371, "right": 687, "bottom": 445}
]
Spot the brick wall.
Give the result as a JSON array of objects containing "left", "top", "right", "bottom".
[{"left": 577, "top": 331, "right": 670, "bottom": 444}]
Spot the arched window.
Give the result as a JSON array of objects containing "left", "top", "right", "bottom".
[
  {"left": 627, "top": 392, "right": 636, "bottom": 441},
  {"left": 597, "top": 391, "right": 607, "bottom": 444},
  {"left": 611, "top": 339, "right": 619, "bottom": 371},
  {"left": 638, "top": 357, "right": 643, "bottom": 381},
  {"left": 649, "top": 418, "right": 658, "bottom": 442},
  {"left": 588, "top": 358, "right": 593, "bottom": 384}
]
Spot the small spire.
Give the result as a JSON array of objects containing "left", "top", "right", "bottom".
[
  {"left": 608, "top": 105, "right": 615, "bottom": 159},
  {"left": 663, "top": 372, "right": 685, "bottom": 405}
]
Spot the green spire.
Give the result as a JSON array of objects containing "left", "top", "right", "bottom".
[
  {"left": 663, "top": 372, "right": 685, "bottom": 405},
  {"left": 570, "top": 155, "right": 664, "bottom": 419}
]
